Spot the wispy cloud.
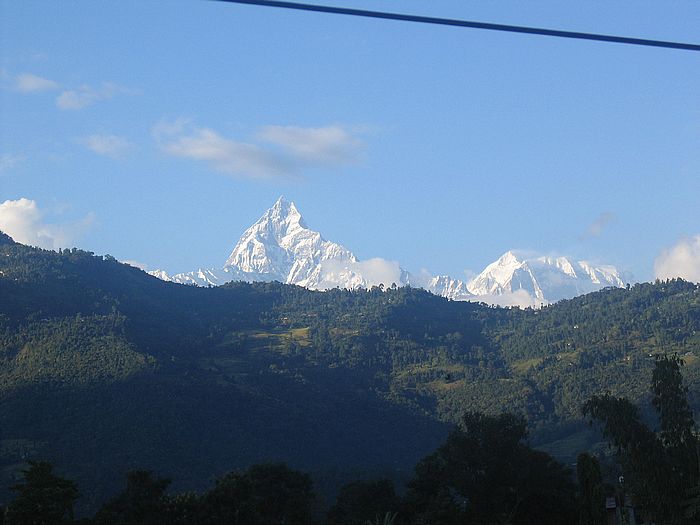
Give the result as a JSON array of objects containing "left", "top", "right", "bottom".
[
  {"left": 152, "top": 117, "right": 191, "bottom": 141},
  {"left": 0, "top": 153, "right": 23, "bottom": 174},
  {"left": 258, "top": 125, "right": 363, "bottom": 166},
  {"left": 155, "top": 119, "right": 365, "bottom": 180},
  {"left": 581, "top": 212, "right": 616, "bottom": 239},
  {"left": 78, "top": 134, "right": 133, "bottom": 158},
  {"left": 15, "top": 73, "right": 60, "bottom": 93},
  {"left": 56, "top": 82, "right": 132, "bottom": 110},
  {"left": 4, "top": 73, "right": 134, "bottom": 110},
  {"left": 654, "top": 235, "right": 700, "bottom": 283},
  {"left": 0, "top": 198, "right": 94, "bottom": 250},
  {"left": 162, "top": 128, "right": 295, "bottom": 180}
]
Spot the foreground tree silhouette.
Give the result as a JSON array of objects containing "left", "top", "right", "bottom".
[
  {"left": 402, "top": 412, "right": 576, "bottom": 524},
  {"left": 326, "top": 479, "right": 398, "bottom": 525},
  {"left": 201, "top": 463, "right": 316, "bottom": 525},
  {"left": 93, "top": 470, "right": 171, "bottom": 525},
  {"left": 5, "top": 461, "right": 79, "bottom": 525},
  {"left": 583, "top": 354, "right": 699, "bottom": 524},
  {"left": 576, "top": 453, "right": 606, "bottom": 525},
  {"left": 651, "top": 354, "right": 697, "bottom": 479}
]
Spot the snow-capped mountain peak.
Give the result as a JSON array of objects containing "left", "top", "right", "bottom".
[
  {"left": 467, "top": 251, "right": 625, "bottom": 303},
  {"left": 223, "top": 196, "right": 357, "bottom": 284},
  {"left": 155, "top": 197, "right": 357, "bottom": 287},
  {"left": 425, "top": 275, "right": 474, "bottom": 301},
  {"left": 256, "top": 195, "right": 306, "bottom": 233}
]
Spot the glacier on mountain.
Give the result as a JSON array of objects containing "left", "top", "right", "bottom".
[
  {"left": 466, "top": 251, "right": 625, "bottom": 304},
  {"left": 150, "top": 197, "right": 627, "bottom": 306}
]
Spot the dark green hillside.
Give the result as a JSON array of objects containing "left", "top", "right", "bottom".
[
  {"left": 479, "top": 280, "right": 700, "bottom": 441},
  {"left": 0, "top": 241, "right": 451, "bottom": 513},
  {"left": 1, "top": 236, "right": 699, "bottom": 513}
]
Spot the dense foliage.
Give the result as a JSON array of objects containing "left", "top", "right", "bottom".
[
  {"left": 3, "top": 413, "right": 577, "bottom": 524},
  {"left": 583, "top": 355, "right": 699, "bottom": 524},
  {"left": 5, "top": 460, "right": 79, "bottom": 524},
  {"left": 402, "top": 412, "right": 576, "bottom": 524}
]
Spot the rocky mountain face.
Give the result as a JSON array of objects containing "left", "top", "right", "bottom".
[{"left": 150, "top": 198, "right": 626, "bottom": 305}]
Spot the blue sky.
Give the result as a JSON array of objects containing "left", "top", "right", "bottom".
[{"left": 1, "top": 0, "right": 699, "bottom": 282}]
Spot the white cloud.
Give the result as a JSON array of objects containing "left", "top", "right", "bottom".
[
  {"left": 156, "top": 120, "right": 365, "bottom": 180},
  {"left": 56, "top": 82, "right": 129, "bottom": 110},
  {"left": 318, "top": 258, "right": 403, "bottom": 289},
  {"left": 351, "top": 258, "right": 403, "bottom": 287},
  {"left": 163, "top": 128, "right": 295, "bottom": 180},
  {"left": 4, "top": 73, "right": 133, "bottom": 109},
  {"left": 0, "top": 198, "right": 94, "bottom": 250},
  {"left": 654, "top": 235, "right": 700, "bottom": 283},
  {"left": 258, "top": 125, "right": 363, "bottom": 166},
  {"left": 15, "top": 73, "right": 60, "bottom": 93},
  {"left": 78, "top": 134, "right": 132, "bottom": 158},
  {"left": 56, "top": 85, "right": 102, "bottom": 110}
]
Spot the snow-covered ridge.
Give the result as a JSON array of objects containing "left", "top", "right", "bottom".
[
  {"left": 466, "top": 251, "right": 625, "bottom": 303},
  {"left": 425, "top": 275, "right": 473, "bottom": 301},
  {"left": 150, "top": 197, "right": 627, "bottom": 306}
]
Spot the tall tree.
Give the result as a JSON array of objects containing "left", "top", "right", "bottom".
[
  {"left": 93, "top": 470, "right": 171, "bottom": 525},
  {"left": 583, "top": 354, "right": 699, "bottom": 524},
  {"left": 201, "top": 463, "right": 316, "bottom": 525},
  {"left": 5, "top": 461, "right": 79, "bottom": 525},
  {"left": 403, "top": 412, "right": 576, "bottom": 525},
  {"left": 652, "top": 355, "right": 697, "bottom": 474},
  {"left": 576, "top": 453, "right": 606, "bottom": 525},
  {"left": 326, "top": 479, "right": 398, "bottom": 525}
]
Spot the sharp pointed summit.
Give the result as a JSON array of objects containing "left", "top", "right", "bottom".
[
  {"left": 224, "top": 196, "right": 356, "bottom": 282},
  {"left": 153, "top": 197, "right": 357, "bottom": 287},
  {"left": 266, "top": 196, "right": 305, "bottom": 227}
]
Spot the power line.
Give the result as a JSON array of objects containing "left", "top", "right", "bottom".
[{"left": 213, "top": 0, "right": 700, "bottom": 52}]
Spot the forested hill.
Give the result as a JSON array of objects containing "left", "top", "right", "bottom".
[{"left": 1, "top": 234, "right": 699, "bottom": 513}]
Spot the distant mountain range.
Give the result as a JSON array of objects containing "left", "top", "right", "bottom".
[{"left": 150, "top": 197, "right": 626, "bottom": 305}]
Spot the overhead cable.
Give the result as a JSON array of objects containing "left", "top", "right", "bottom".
[{"left": 214, "top": 0, "right": 700, "bottom": 52}]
